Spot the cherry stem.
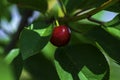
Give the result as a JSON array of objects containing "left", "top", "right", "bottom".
[{"left": 55, "top": 20, "right": 60, "bottom": 26}]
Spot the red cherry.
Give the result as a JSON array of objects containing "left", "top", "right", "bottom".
[{"left": 50, "top": 25, "right": 71, "bottom": 47}]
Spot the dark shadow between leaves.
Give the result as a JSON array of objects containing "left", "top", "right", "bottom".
[
  {"left": 55, "top": 44, "right": 109, "bottom": 80},
  {"left": 86, "top": 27, "right": 120, "bottom": 64},
  {"left": 24, "top": 53, "right": 60, "bottom": 80}
]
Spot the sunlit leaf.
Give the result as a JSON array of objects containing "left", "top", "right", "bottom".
[
  {"left": 92, "top": 10, "right": 118, "bottom": 22},
  {"left": 4, "top": 48, "right": 19, "bottom": 64},
  {"left": 79, "top": 66, "right": 105, "bottom": 80},
  {"left": 109, "top": 58, "right": 120, "bottom": 80},
  {"left": 0, "top": 60, "right": 14, "bottom": 80},
  {"left": 54, "top": 60, "right": 73, "bottom": 80},
  {"left": 105, "top": 27, "right": 120, "bottom": 39}
]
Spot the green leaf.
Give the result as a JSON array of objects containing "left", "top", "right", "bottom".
[
  {"left": 0, "top": 60, "right": 14, "bottom": 80},
  {"left": 24, "top": 53, "right": 60, "bottom": 80},
  {"left": 55, "top": 44, "right": 109, "bottom": 80},
  {"left": 0, "top": 46, "right": 4, "bottom": 54},
  {"left": 33, "top": 24, "right": 53, "bottom": 37},
  {"left": 11, "top": 53, "right": 23, "bottom": 80},
  {"left": 4, "top": 48, "right": 19, "bottom": 64},
  {"left": 105, "top": 13, "right": 120, "bottom": 28},
  {"left": 69, "top": 19, "right": 99, "bottom": 33},
  {"left": 95, "top": 44, "right": 120, "bottom": 80},
  {"left": 8, "top": 0, "right": 48, "bottom": 13},
  {"left": 69, "top": 19, "right": 99, "bottom": 45},
  {"left": 109, "top": 58, "right": 120, "bottom": 80},
  {"left": 19, "top": 28, "right": 49, "bottom": 60},
  {"left": 86, "top": 27, "right": 120, "bottom": 64},
  {"left": 55, "top": 60, "right": 73, "bottom": 80},
  {"left": 47, "top": 0, "right": 65, "bottom": 17},
  {"left": 79, "top": 66, "right": 106, "bottom": 80},
  {"left": 62, "top": 0, "right": 107, "bottom": 14},
  {"left": 105, "top": 27, "right": 120, "bottom": 39},
  {"left": 27, "top": 21, "right": 53, "bottom": 36},
  {"left": 92, "top": 10, "right": 118, "bottom": 22},
  {"left": 32, "top": 20, "right": 52, "bottom": 29},
  {"left": 41, "top": 42, "right": 57, "bottom": 61},
  {"left": 102, "top": 14, "right": 120, "bottom": 39},
  {"left": 55, "top": 60, "right": 106, "bottom": 80},
  {"left": 69, "top": 31, "right": 94, "bottom": 46}
]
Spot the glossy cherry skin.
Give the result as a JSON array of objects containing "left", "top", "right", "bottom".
[{"left": 50, "top": 25, "right": 71, "bottom": 47}]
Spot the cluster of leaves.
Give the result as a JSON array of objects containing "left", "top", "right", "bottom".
[{"left": 0, "top": 0, "right": 120, "bottom": 80}]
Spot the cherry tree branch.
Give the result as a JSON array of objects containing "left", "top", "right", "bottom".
[{"left": 58, "top": 0, "right": 119, "bottom": 23}]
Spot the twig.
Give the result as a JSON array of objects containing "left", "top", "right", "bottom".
[{"left": 58, "top": 0, "right": 119, "bottom": 23}]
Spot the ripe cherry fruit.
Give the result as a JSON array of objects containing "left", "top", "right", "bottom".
[{"left": 50, "top": 25, "right": 71, "bottom": 47}]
